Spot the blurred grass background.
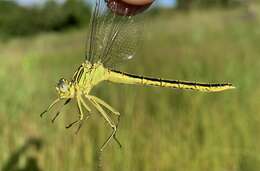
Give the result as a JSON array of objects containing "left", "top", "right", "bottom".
[{"left": 0, "top": 0, "right": 260, "bottom": 171}]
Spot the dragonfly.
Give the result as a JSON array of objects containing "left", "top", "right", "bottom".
[{"left": 41, "top": 0, "right": 235, "bottom": 151}]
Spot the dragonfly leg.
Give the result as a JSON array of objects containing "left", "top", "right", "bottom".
[
  {"left": 66, "top": 96, "right": 90, "bottom": 134},
  {"left": 88, "top": 95, "right": 122, "bottom": 147},
  {"left": 51, "top": 111, "right": 60, "bottom": 123},
  {"left": 52, "top": 99, "right": 71, "bottom": 123},
  {"left": 40, "top": 98, "right": 60, "bottom": 117},
  {"left": 88, "top": 95, "right": 120, "bottom": 116},
  {"left": 79, "top": 96, "right": 92, "bottom": 112},
  {"left": 87, "top": 96, "right": 121, "bottom": 151}
]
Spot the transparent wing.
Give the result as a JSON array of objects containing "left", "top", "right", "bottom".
[
  {"left": 85, "top": 0, "right": 142, "bottom": 68},
  {"left": 86, "top": 0, "right": 102, "bottom": 63}
]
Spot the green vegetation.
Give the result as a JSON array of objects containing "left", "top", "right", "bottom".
[
  {"left": 0, "top": 1, "right": 90, "bottom": 38},
  {"left": 176, "top": 0, "right": 245, "bottom": 10},
  {"left": 0, "top": 7, "right": 260, "bottom": 171}
]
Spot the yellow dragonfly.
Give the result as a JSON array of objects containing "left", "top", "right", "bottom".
[{"left": 41, "top": 0, "right": 235, "bottom": 151}]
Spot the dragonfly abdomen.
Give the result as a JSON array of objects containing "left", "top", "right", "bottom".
[{"left": 107, "top": 70, "right": 235, "bottom": 92}]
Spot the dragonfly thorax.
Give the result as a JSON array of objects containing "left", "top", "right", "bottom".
[
  {"left": 56, "top": 61, "right": 108, "bottom": 99},
  {"left": 71, "top": 61, "right": 109, "bottom": 94}
]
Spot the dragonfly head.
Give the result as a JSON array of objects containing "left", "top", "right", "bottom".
[{"left": 56, "top": 78, "right": 74, "bottom": 99}]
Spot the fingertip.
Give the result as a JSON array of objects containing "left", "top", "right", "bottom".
[{"left": 121, "top": 0, "right": 154, "bottom": 6}]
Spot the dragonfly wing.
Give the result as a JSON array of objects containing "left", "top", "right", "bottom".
[
  {"left": 86, "top": 0, "right": 102, "bottom": 63},
  {"left": 100, "top": 13, "right": 142, "bottom": 68},
  {"left": 85, "top": 0, "right": 143, "bottom": 68}
]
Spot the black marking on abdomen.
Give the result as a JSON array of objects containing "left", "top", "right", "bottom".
[{"left": 111, "top": 69, "right": 232, "bottom": 87}]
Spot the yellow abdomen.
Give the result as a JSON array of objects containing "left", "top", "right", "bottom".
[{"left": 106, "top": 69, "right": 235, "bottom": 92}]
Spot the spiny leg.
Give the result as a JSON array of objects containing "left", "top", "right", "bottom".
[
  {"left": 89, "top": 99, "right": 117, "bottom": 151},
  {"left": 88, "top": 95, "right": 120, "bottom": 116},
  {"left": 52, "top": 99, "right": 71, "bottom": 123},
  {"left": 66, "top": 97, "right": 83, "bottom": 131},
  {"left": 114, "top": 113, "right": 121, "bottom": 147},
  {"left": 79, "top": 96, "right": 92, "bottom": 113},
  {"left": 88, "top": 95, "right": 122, "bottom": 147},
  {"left": 40, "top": 98, "right": 60, "bottom": 117},
  {"left": 66, "top": 97, "right": 89, "bottom": 134},
  {"left": 81, "top": 95, "right": 120, "bottom": 146},
  {"left": 76, "top": 97, "right": 92, "bottom": 131},
  {"left": 88, "top": 97, "right": 121, "bottom": 151}
]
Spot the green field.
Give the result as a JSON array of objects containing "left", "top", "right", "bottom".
[{"left": 0, "top": 8, "right": 260, "bottom": 171}]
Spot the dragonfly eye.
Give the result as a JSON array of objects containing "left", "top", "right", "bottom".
[{"left": 57, "top": 78, "right": 69, "bottom": 92}]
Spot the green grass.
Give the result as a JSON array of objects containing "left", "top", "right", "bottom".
[{"left": 1, "top": 7, "right": 260, "bottom": 171}]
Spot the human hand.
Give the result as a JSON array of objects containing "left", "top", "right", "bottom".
[
  {"left": 121, "top": 0, "right": 154, "bottom": 5},
  {"left": 106, "top": 0, "right": 154, "bottom": 16}
]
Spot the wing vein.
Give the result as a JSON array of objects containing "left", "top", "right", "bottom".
[{"left": 86, "top": 0, "right": 100, "bottom": 62}]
